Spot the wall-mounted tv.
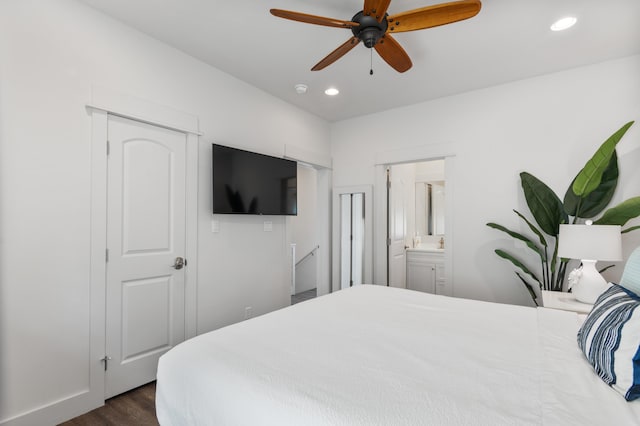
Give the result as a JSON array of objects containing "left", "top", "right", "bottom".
[{"left": 212, "top": 144, "right": 297, "bottom": 215}]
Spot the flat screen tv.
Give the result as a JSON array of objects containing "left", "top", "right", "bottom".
[{"left": 212, "top": 144, "right": 297, "bottom": 215}]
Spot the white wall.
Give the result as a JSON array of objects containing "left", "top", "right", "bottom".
[
  {"left": 0, "top": 0, "right": 330, "bottom": 424},
  {"left": 331, "top": 54, "right": 640, "bottom": 306}
]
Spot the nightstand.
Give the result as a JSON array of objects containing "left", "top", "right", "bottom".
[{"left": 541, "top": 290, "right": 593, "bottom": 323}]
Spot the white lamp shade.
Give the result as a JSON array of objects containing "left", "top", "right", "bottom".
[{"left": 558, "top": 224, "right": 622, "bottom": 261}]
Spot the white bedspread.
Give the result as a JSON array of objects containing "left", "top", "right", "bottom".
[{"left": 156, "top": 285, "right": 640, "bottom": 425}]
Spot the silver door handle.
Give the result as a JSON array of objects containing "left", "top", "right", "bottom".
[{"left": 172, "top": 257, "right": 186, "bottom": 270}]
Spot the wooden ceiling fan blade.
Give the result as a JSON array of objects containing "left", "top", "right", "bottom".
[
  {"left": 363, "top": 0, "right": 392, "bottom": 22},
  {"left": 312, "top": 37, "right": 361, "bottom": 71},
  {"left": 374, "top": 34, "right": 412, "bottom": 73},
  {"left": 270, "top": 9, "right": 359, "bottom": 29},
  {"left": 387, "top": 0, "right": 481, "bottom": 33}
]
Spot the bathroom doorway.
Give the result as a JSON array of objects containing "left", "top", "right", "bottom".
[{"left": 387, "top": 159, "right": 447, "bottom": 290}]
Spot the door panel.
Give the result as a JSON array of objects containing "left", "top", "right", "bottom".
[
  {"left": 389, "top": 165, "right": 413, "bottom": 288},
  {"left": 121, "top": 275, "right": 173, "bottom": 361},
  {"left": 389, "top": 175, "right": 406, "bottom": 287},
  {"left": 106, "top": 115, "right": 187, "bottom": 398},
  {"left": 122, "top": 140, "right": 174, "bottom": 254},
  {"left": 407, "top": 262, "right": 436, "bottom": 294}
]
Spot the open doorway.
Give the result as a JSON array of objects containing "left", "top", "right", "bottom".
[
  {"left": 387, "top": 159, "right": 447, "bottom": 293},
  {"left": 290, "top": 164, "right": 319, "bottom": 304},
  {"left": 288, "top": 160, "right": 332, "bottom": 305}
]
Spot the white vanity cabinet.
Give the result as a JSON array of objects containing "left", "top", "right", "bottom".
[{"left": 406, "top": 250, "right": 445, "bottom": 294}]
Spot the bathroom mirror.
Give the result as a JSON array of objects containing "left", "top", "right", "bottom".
[{"left": 415, "top": 181, "right": 445, "bottom": 236}]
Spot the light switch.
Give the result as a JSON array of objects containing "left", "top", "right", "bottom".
[
  {"left": 211, "top": 219, "right": 220, "bottom": 233},
  {"left": 264, "top": 221, "right": 273, "bottom": 232}
]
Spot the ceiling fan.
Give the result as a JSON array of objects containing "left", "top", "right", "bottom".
[{"left": 270, "top": 0, "right": 481, "bottom": 73}]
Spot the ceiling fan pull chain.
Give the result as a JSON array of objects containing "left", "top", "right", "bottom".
[{"left": 370, "top": 48, "right": 374, "bottom": 75}]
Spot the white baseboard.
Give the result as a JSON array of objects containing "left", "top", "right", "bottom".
[{"left": 0, "top": 390, "right": 102, "bottom": 426}]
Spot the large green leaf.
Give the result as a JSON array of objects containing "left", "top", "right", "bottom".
[
  {"left": 564, "top": 151, "right": 618, "bottom": 218},
  {"left": 513, "top": 209, "right": 547, "bottom": 248},
  {"left": 594, "top": 197, "right": 640, "bottom": 226},
  {"left": 520, "top": 172, "right": 568, "bottom": 236},
  {"left": 551, "top": 237, "right": 559, "bottom": 275},
  {"left": 572, "top": 121, "right": 634, "bottom": 197},
  {"left": 622, "top": 225, "right": 640, "bottom": 234},
  {"left": 552, "top": 260, "right": 569, "bottom": 292},
  {"left": 494, "top": 249, "right": 542, "bottom": 286},
  {"left": 599, "top": 264, "right": 615, "bottom": 273},
  {"left": 515, "top": 272, "right": 538, "bottom": 306},
  {"left": 486, "top": 222, "right": 544, "bottom": 260}
]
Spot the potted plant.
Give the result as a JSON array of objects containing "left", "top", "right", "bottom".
[{"left": 487, "top": 121, "right": 640, "bottom": 305}]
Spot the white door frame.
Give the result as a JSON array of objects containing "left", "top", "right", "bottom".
[
  {"left": 87, "top": 88, "right": 200, "bottom": 409},
  {"left": 374, "top": 143, "right": 456, "bottom": 296},
  {"left": 283, "top": 145, "right": 333, "bottom": 297}
]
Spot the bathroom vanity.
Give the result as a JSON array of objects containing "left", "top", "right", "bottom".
[{"left": 406, "top": 246, "right": 445, "bottom": 295}]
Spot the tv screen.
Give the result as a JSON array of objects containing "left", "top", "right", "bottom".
[{"left": 212, "top": 144, "right": 297, "bottom": 215}]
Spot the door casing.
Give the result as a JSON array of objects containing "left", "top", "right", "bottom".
[{"left": 88, "top": 88, "right": 199, "bottom": 411}]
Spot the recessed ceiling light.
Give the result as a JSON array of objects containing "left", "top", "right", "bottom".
[
  {"left": 294, "top": 84, "right": 308, "bottom": 94},
  {"left": 324, "top": 87, "right": 339, "bottom": 96},
  {"left": 550, "top": 16, "right": 577, "bottom": 31}
]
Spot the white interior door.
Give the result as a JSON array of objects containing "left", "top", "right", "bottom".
[
  {"left": 388, "top": 167, "right": 409, "bottom": 288},
  {"left": 105, "top": 115, "right": 187, "bottom": 398}
]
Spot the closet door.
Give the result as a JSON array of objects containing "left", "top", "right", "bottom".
[
  {"left": 105, "top": 115, "right": 187, "bottom": 398},
  {"left": 340, "top": 193, "right": 365, "bottom": 289}
]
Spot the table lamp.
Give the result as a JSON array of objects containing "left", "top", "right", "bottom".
[{"left": 558, "top": 222, "right": 622, "bottom": 304}]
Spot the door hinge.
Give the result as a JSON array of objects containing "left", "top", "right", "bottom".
[
  {"left": 105, "top": 249, "right": 109, "bottom": 262},
  {"left": 100, "top": 355, "right": 112, "bottom": 371},
  {"left": 387, "top": 238, "right": 391, "bottom": 246},
  {"left": 106, "top": 140, "right": 110, "bottom": 156}
]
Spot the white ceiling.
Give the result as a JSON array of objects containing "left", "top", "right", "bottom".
[{"left": 79, "top": 0, "right": 640, "bottom": 122}]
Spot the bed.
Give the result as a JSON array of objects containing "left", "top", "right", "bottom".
[{"left": 156, "top": 284, "right": 640, "bottom": 425}]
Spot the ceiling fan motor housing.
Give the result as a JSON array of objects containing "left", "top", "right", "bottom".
[{"left": 351, "top": 11, "right": 389, "bottom": 48}]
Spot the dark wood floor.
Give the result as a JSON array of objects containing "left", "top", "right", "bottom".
[{"left": 59, "top": 382, "right": 158, "bottom": 426}]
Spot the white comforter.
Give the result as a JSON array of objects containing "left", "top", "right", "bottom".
[{"left": 156, "top": 285, "right": 640, "bottom": 425}]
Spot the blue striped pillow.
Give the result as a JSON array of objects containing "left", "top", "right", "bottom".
[{"left": 577, "top": 284, "right": 640, "bottom": 401}]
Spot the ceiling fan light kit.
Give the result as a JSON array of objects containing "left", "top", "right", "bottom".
[
  {"left": 350, "top": 11, "right": 388, "bottom": 48},
  {"left": 270, "top": 0, "right": 481, "bottom": 73}
]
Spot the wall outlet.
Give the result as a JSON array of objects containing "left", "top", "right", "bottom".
[
  {"left": 211, "top": 219, "right": 220, "bottom": 233},
  {"left": 263, "top": 221, "right": 273, "bottom": 232},
  {"left": 244, "top": 306, "right": 253, "bottom": 319}
]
